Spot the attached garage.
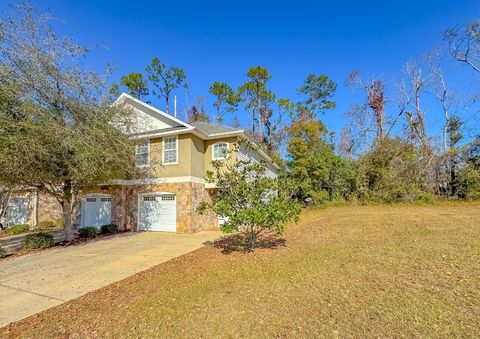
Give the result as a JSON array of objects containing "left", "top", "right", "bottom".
[
  {"left": 138, "top": 193, "right": 176, "bottom": 232},
  {"left": 1, "top": 196, "right": 30, "bottom": 226},
  {"left": 81, "top": 195, "right": 112, "bottom": 228}
]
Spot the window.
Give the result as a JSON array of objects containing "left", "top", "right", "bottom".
[
  {"left": 163, "top": 136, "right": 178, "bottom": 164},
  {"left": 213, "top": 142, "right": 229, "bottom": 160},
  {"left": 136, "top": 140, "right": 149, "bottom": 167}
]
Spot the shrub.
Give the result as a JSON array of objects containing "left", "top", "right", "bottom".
[
  {"left": 22, "top": 232, "right": 54, "bottom": 250},
  {"left": 36, "top": 220, "right": 55, "bottom": 229},
  {"left": 417, "top": 192, "right": 438, "bottom": 204},
  {"left": 457, "top": 166, "right": 480, "bottom": 200},
  {"left": 79, "top": 226, "right": 98, "bottom": 238},
  {"left": 100, "top": 223, "right": 118, "bottom": 235},
  {"left": 0, "top": 246, "right": 7, "bottom": 258},
  {"left": 4, "top": 224, "right": 30, "bottom": 236},
  {"left": 37, "top": 218, "right": 64, "bottom": 230},
  {"left": 54, "top": 218, "right": 64, "bottom": 228}
]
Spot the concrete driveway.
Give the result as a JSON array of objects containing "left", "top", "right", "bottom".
[{"left": 0, "top": 231, "right": 219, "bottom": 327}]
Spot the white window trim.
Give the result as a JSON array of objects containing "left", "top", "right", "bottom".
[
  {"left": 212, "top": 141, "right": 230, "bottom": 160},
  {"left": 136, "top": 139, "right": 150, "bottom": 168},
  {"left": 162, "top": 135, "right": 179, "bottom": 166}
]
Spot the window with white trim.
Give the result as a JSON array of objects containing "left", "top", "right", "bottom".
[
  {"left": 213, "top": 142, "right": 229, "bottom": 160},
  {"left": 163, "top": 136, "right": 178, "bottom": 164},
  {"left": 136, "top": 140, "right": 149, "bottom": 167}
]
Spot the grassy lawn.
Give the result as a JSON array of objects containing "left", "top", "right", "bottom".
[{"left": 3, "top": 203, "right": 480, "bottom": 338}]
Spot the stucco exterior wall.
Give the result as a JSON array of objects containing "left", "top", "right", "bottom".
[
  {"left": 190, "top": 134, "right": 206, "bottom": 178},
  {"left": 149, "top": 134, "right": 194, "bottom": 177},
  {"left": 204, "top": 136, "right": 239, "bottom": 174}
]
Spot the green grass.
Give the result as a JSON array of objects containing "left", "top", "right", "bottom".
[
  {"left": 3, "top": 203, "right": 480, "bottom": 338},
  {"left": 3, "top": 224, "right": 30, "bottom": 236}
]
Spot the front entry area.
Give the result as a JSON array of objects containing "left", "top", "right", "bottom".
[
  {"left": 81, "top": 195, "right": 112, "bottom": 227},
  {"left": 138, "top": 193, "right": 176, "bottom": 232}
]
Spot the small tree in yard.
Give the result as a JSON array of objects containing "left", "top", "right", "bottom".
[{"left": 197, "top": 142, "right": 301, "bottom": 252}]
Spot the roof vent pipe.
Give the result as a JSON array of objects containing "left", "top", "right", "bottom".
[{"left": 174, "top": 95, "right": 177, "bottom": 118}]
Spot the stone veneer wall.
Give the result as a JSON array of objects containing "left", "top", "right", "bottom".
[
  {"left": 82, "top": 182, "right": 219, "bottom": 233},
  {"left": 37, "top": 192, "right": 62, "bottom": 223},
  {"left": 191, "top": 183, "right": 218, "bottom": 233}
]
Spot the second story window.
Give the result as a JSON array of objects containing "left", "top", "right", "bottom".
[
  {"left": 163, "top": 135, "right": 178, "bottom": 164},
  {"left": 136, "top": 140, "right": 149, "bottom": 167},
  {"left": 213, "top": 142, "right": 229, "bottom": 160}
]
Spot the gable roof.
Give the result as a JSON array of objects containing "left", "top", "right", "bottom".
[
  {"left": 114, "top": 93, "right": 194, "bottom": 131},
  {"left": 114, "top": 93, "right": 279, "bottom": 169}
]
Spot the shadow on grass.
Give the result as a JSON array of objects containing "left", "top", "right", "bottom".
[{"left": 205, "top": 232, "right": 287, "bottom": 254}]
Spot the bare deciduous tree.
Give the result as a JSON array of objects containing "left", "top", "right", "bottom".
[
  {"left": 338, "top": 127, "right": 355, "bottom": 160},
  {"left": 346, "top": 70, "right": 387, "bottom": 141},
  {"left": 398, "top": 61, "right": 429, "bottom": 149},
  {"left": 426, "top": 51, "right": 455, "bottom": 151},
  {"left": 445, "top": 21, "right": 480, "bottom": 73}
]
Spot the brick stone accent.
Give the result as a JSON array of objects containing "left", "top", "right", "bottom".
[
  {"left": 80, "top": 182, "right": 219, "bottom": 234},
  {"left": 37, "top": 193, "right": 62, "bottom": 223}
]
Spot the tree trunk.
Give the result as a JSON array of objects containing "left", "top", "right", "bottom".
[
  {"left": 374, "top": 107, "right": 384, "bottom": 140},
  {"left": 0, "top": 191, "right": 11, "bottom": 223},
  {"left": 258, "top": 115, "right": 263, "bottom": 140},
  {"left": 62, "top": 179, "right": 76, "bottom": 241},
  {"left": 246, "top": 226, "right": 258, "bottom": 252},
  {"left": 449, "top": 156, "right": 457, "bottom": 197},
  {"left": 443, "top": 124, "right": 448, "bottom": 152}
]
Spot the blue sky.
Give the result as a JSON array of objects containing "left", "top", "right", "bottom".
[{"left": 1, "top": 0, "right": 480, "bottom": 143}]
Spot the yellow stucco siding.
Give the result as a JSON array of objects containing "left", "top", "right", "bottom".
[
  {"left": 204, "top": 137, "right": 239, "bottom": 174},
  {"left": 190, "top": 134, "right": 206, "bottom": 177},
  {"left": 142, "top": 134, "right": 242, "bottom": 179},
  {"left": 149, "top": 134, "right": 196, "bottom": 177}
]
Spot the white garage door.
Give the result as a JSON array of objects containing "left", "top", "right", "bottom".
[
  {"left": 138, "top": 194, "right": 176, "bottom": 232},
  {"left": 82, "top": 196, "right": 112, "bottom": 228},
  {"left": 3, "top": 196, "right": 29, "bottom": 226}
]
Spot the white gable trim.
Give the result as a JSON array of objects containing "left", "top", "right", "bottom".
[
  {"left": 131, "top": 128, "right": 193, "bottom": 140},
  {"left": 111, "top": 176, "right": 205, "bottom": 185},
  {"left": 114, "top": 93, "right": 194, "bottom": 130}
]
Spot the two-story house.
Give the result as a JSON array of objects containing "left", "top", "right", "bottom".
[{"left": 78, "top": 93, "right": 279, "bottom": 233}]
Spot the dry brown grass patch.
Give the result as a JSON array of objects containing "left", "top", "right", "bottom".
[{"left": 2, "top": 202, "right": 480, "bottom": 338}]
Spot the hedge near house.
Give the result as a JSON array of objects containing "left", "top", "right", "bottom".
[
  {"left": 4, "top": 224, "right": 30, "bottom": 236},
  {"left": 22, "top": 232, "right": 54, "bottom": 250}
]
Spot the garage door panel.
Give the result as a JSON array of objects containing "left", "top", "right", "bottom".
[
  {"left": 2, "top": 197, "right": 29, "bottom": 226},
  {"left": 82, "top": 197, "right": 112, "bottom": 228},
  {"left": 139, "top": 194, "right": 176, "bottom": 232}
]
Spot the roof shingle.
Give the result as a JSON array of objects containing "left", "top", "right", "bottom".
[{"left": 190, "top": 121, "right": 243, "bottom": 136}]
